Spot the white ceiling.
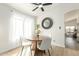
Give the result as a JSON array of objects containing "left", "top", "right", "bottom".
[
  {"left": 61, "top": 3, "right": 79, "bottom": 14},
  {"left": 7, "top": 3, "right": 60, "bottom": 16},
  {"left": 61, "top": 3, "right": 79, "bottom": 21},
  {"left": 7, "top": 3, "right": 79, "bottom": 17},
  {"left": 8, "top": 3, "right": 36, "bottom": 16}
]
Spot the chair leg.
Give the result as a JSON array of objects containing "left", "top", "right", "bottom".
[
  {"left": 30, "top": 45, "right": 32, "bottom": 56},
  {"left": 48, "top": 49, "right": 51, "bottom": 56},
  {"left": 20, "top": 46, "right": 24, "bottom": 56}
]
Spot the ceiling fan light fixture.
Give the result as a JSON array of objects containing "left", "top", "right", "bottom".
[{"left": 39, "top": 5, "right": 43, "bottom": 8}]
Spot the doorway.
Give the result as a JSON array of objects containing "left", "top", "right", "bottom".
[{"left": 64, "top": 10, "right": 79, "bottom": 50}]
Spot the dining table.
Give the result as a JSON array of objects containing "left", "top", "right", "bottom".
[{"left": 26, "top": 35, "right": 42, "bottom": 56}]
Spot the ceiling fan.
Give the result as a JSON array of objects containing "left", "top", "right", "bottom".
[{"left": 32, "top": 3, "right": 52, "bottom": 12}]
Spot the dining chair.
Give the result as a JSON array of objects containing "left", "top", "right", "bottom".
[
  {"left": 37, "top": 36, "right": 52, "bottom": 56},
  {"left": 19, "top": 37, "right": 32, "bottom": 56},
  {"left": 20, "top": 37, "right": 39, "bottom": 56}
]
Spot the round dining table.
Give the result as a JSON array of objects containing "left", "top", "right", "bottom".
[{"left": 26, "top": 35, "right": 42, "bottom": 56}]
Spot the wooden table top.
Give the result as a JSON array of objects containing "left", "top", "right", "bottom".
[{"left": 26, "top": 35, "right": 45, "bottom": 41}]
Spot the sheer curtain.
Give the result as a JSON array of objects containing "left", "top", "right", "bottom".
[
  {"left": 10, "top": 11, "right": 35, "bottom": 44},
  {"left": 9, "top": 12, "right": 24, "bottom": 43},
  {"left": 23, "top": 16, "right": 35, "bottom": 39}
]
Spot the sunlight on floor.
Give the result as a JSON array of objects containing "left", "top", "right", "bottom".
[{"left": 17, "top": 46, "right": 31, "bottom": 56}]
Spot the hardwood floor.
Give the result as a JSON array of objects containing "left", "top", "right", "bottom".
[
  {"left": 52, "top": 46, "right": 79, "bottom": 56},
  {"left": 0, "top": 45, "right": 79, "bottom": 56},
  {"left": 0, "top": 47, "right": 21, "bottom": 56},
  {"left": 65, "top": 37, "right": 79, "bottom": 50}
]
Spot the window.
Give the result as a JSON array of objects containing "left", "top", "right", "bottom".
[
  {"left": 23, "top": 16, "right": 35, "bottom": 39},
  {"left": 9, "top": 11, "right": 35, "bottom": 43},
  {"left": 10, "top": 12, "right": 24, "bottom": 43},
  {"left": 66, "top": 26, "right": 75, "bottom": 33}
]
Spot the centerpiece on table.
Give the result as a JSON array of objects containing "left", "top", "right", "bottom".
[{"left": 35, "top": 24, "right": 41, "bottom": 39}]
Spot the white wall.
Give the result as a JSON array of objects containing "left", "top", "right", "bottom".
[
  {"left": 0, "top": 4, "right": 14, "bottom": 53},
  {"left": 34, "top": 5, "right": 65, "bottom": 47},
  {"left": 0, "top": 4, "right": 23, "bottom": 53},
  {"left": 65, "top": 19, "right": 77, "bottom": 26}
]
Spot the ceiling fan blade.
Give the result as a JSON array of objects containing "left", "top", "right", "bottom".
[
  {"left": 43, "top": 3, "right": 52, "bottom": 6},
  {"left": 41, "top": 7, "right": 44, "bottom": 11},
  {"left": 32, "top": 3, "right": 39, "bottom": 5},
  {"left": 32, "top": 3, "right": 41, "bottom": 5},
  {"left": 32, "top": 7, "right": 38, "bottom": 11}
]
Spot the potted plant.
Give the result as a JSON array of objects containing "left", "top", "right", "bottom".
[{"left": 35, "top": 24, "right": 41, "bottom": 39}]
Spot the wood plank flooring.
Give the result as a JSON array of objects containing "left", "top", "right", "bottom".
[
  {"left": 65, "top": 37, "right": 79, "bottom": 50},
  {"left": 0, "top": 45, "right": 79, "bottom": 56}
]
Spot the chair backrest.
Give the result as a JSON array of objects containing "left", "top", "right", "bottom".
[
  {"left": 38, "top": 36, "right": 52, "bottom": 50},
  {"left": 20, "top": 37, "right": 32, "bottom": 46}
]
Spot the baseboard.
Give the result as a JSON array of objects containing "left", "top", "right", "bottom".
[{"left": 51, "top": 43, "right": 65, "bottom": 48}]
